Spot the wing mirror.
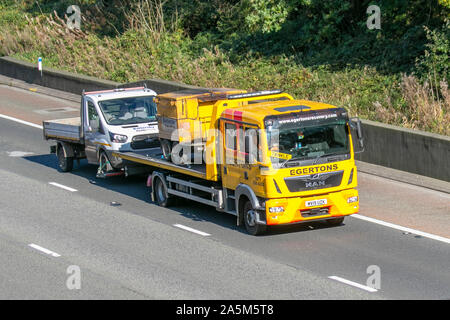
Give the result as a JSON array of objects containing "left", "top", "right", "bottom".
[{"left": 349, "top": 117, "right": 364, "bottom": 153}]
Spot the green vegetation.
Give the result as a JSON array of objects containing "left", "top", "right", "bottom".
[{"left": 0, "top": 0, "right": 449, "bottom": 134}]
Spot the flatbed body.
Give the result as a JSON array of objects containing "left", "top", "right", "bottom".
[
  {"left": 114, "top": 149, "right": 207, "bottom": 180},
  {"left": 43, "top": 117, "right": 83, "bottom": 143}
]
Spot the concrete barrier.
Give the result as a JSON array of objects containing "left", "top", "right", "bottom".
[
  {"left": 0, "top": 56, "right": 120, "bottom": 94},
  {"left": 356, "top": 120, "right": 450, "bottom": 182},
  {"left": 1, "top": 55, "right": 449, "bottom": 182},
  {"left": 0, "top": 56, "right": 203, "bottom": 95}
]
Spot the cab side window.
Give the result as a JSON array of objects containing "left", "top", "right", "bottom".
[
  {"left": 224, "top": 122, "right": 237, "bottom": 164},
  {"left": 240, "top": 127, "right": 260, "bottom": 164},
  {"left": 87, "top": 101, "right": 101, "bottom": 132},
  {"left": 245, "top": 127, "right": 260, "bottom": 163},
  {"left": 225, "top": 122, "right": 237, "bottom": 151}
]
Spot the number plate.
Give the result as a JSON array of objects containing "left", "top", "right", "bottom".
[{"left": 305, "top": 199, "right": 327, "bottom": 207}]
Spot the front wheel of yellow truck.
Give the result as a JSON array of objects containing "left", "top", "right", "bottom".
[
  {"left": 325, "top": 217, "right": 345, "bottom": 226},
  {"left": 243, "top": 201, "right": 267, "bottom": 236}
]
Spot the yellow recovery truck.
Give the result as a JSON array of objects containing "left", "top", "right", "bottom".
[{"left": 113, "top": 89, "right": 364, "bottom": 235}]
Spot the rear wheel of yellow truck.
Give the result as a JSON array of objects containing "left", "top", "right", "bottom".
[{"left": 243, "top": 201, "right": 267, "bottom": 236}]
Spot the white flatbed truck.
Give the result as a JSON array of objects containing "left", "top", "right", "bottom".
[{"left": 43, "top": 86, "right": 160, "bottom": 177}]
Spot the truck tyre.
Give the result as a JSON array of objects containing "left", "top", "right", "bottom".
[
  {"left": 57, "top": 144, "right": 73, "bottom": 172},
  {"left": 243, "top": 201, "right": 267, "bottom": 236},
  {"left": 161, "top": 139, "right": 172, "bottom": 161},
  {"left": 153, "top": 176, "right": 174, "bottom": 207},
  {"left": 99, "top": 151, "right": 113, "bottom": 171},
  {"left": 325, "top": 217, "right": 345, "bottom": 226}
]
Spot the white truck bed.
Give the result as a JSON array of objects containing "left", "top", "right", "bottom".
[{"left": 43, "top": 117, "right": 82, "bottom": 143}]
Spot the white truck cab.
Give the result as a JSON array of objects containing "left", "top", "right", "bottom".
[{"left": 43, "top": 86, "right": 159, "bottom": 176}]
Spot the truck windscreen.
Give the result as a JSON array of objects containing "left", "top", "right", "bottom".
[
  {"left": 265, "top": 109, "right": 350, "bottom": 165},
  {"left": 99, "top": 96, "right": 157, "bottom": 125}
]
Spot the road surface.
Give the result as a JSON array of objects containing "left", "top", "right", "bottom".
[{"left": 0, "top": 83, "right": 449, "bottom": 299}]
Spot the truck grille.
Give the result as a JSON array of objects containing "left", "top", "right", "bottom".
[
  {"left": 131, "top": 134, "right": 160, "bottom": 150},
  {"left": 301, "top": 207, "right": 329, "bottom": 218},
  {"left": 284, "top": 170, "right": 344, "bottom": 192}
]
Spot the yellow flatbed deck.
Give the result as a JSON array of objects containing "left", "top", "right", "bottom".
[{"left": 113, "top": 148, "right": 207, "bottom": 180}]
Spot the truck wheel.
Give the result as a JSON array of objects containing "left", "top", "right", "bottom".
[
  {"left": 97, "top": 151, "right": 113, "bottom": 177},
  {"left": 153, "top": 176, "right": 173, "bottom": 207},
  {"left": 325, "top": 217, "right": 345, "bottom": 226},
  {"left": 57, "top": 144, "right": 73, "bottom": 172},
  {"left": 243, "top": 201, "right": 267, "bottom": 236},
  {"left": 161, "top": 139, "right": 172, "bottom": 161}
]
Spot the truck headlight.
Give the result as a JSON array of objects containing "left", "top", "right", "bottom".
[
  {"left": 109, "top": 132, "right": 128, "bottom": 143},
  {"left": 269, "top": 206, "right": 285, "bottom": 213},
  {"left": 347, "top": 196, "right": 358, "bottom": 203}
]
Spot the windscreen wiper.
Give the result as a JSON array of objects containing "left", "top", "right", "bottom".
[{"left": 312, "top": 151, "right": 347, "bottom": 165}]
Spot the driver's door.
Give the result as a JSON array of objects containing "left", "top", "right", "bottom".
[
  {"left": 84, "top": 99, "right": 102, "bottom": 164},
  {"left": 221, "top": 121, "right": 242, "bottom": 190}
]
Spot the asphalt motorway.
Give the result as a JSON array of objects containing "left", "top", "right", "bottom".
[{"left": 0, "top": 84, "right": 449, "bottom": 300}]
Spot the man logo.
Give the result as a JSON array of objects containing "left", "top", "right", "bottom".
[{"left": 305, "top": 180, "right": 326, "bottom": 188}]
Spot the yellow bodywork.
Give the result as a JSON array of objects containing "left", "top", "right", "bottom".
[
  {"left": 155, "top": 90, "right": 360, "bottom": 225},
  {"left": 258, "top": 159, "right": 359, "bottom": 225},
  {"left": 156, "top": 88, "right": 247, "bottom": 143},
  {"left": 214, "top": 96, "right": 360, "bottom": 224},
  {"left": 264, "top": 188, "right": 359, "bottom": 225},
  {"left": 156, "top": 89, "right": 294, "bottom": 143}
]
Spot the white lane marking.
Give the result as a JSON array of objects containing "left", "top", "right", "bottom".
[
  {"left": 351, "top": 214, "right": 450, "bottom": 245},
  {"left": 28, "top": 243, "right": 61, "bottom": 257},
  {"left": 48, "top": 182, "right": 78, "bottom": 192},
  {"left": 328, "top": 276, "right": 378, "bottom": 293},
  {"left": 173, "top": 224, "right": 211, "bottom": 236},
  {"left": 7, "top": 151, "right": 35, "bottom": 157},
  {"left": 0, "top": 113, "right": 43, "bottom": 129}
]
